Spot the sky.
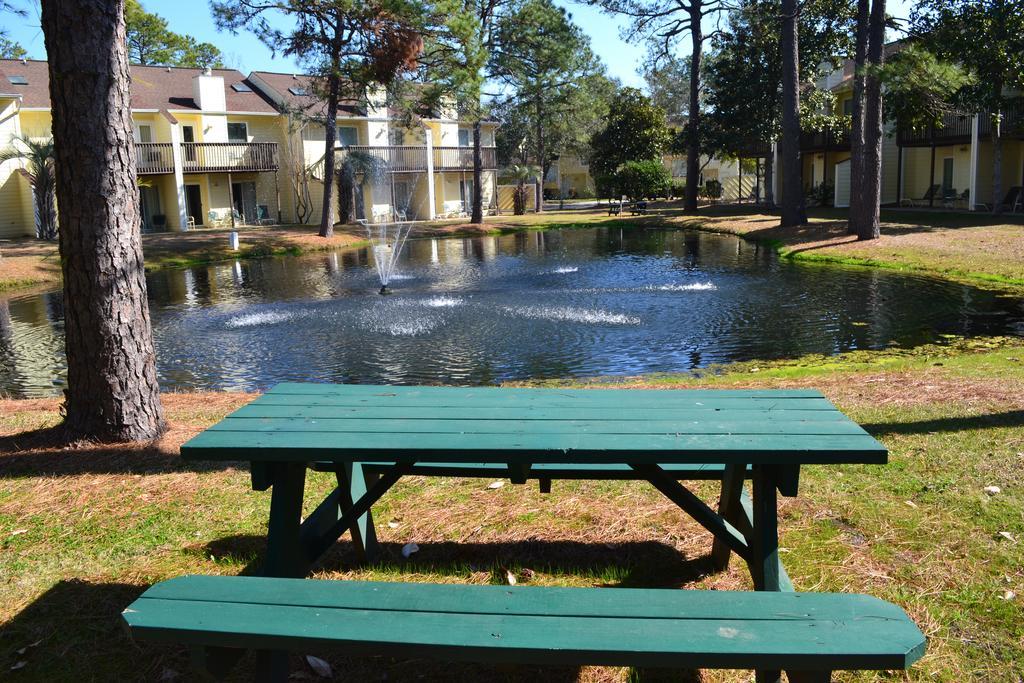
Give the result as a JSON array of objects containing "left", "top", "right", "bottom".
[{"left": 4, "top": 0, "right": 916, "bottom": 90}]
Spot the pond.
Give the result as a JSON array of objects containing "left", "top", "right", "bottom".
[{"left": 2, "top": 226, "right": 1022, "bottom": 398}]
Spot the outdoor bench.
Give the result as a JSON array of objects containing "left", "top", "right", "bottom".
[{"left": 122, "top": 574, "right": 926, "bottom": 683}]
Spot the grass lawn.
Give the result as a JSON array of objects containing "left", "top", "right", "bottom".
[{"left": 2, "top": 337, "right": 1022, "bottom": 681}]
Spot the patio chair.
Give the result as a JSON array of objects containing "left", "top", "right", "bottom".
[
  {"left": 900, "top": 184, "right": 940, "bottom": 207},
  {"left": 940, "top": 187, "right": 958, "bottom": 209}
]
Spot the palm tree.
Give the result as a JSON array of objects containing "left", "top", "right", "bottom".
[
  {"left": 336, "top": 149, "right": 391, "bottom": 224},
  {"left": 0, "top": 136, "right": 57, "bottom": 240},
  {"left": 506, "top": 163, "right": 537, "bottom": 215}
]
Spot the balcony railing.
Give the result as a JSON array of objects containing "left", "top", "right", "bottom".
[
  {"left": 136, "top": 141, "right": 279, "bottom": 174},
  {"left": 897, "top": 112, "right": 973, "bottom": 147},
  {"left": 799, "top": 128, "right": 850, "bottom": 152},
  {"left": 136, "top": 143, "right": 174, "bottom": 174},
  {"left": 342, "top": 145, "right": 497, "bottom": 172}
]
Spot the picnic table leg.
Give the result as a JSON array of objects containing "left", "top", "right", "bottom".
[
  {"left": 711, "top": 464, "right": 751, "bottom": 571},
  {"left": 336, "top": 463, "right": 380, "bottom": 564},
  {"left": 259, "top": 461, "right": 309, "bottom": 683},
  {"left": 263, "top": 462, "right": 309, "bottom": 579}
]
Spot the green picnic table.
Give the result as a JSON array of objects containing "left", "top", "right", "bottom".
[{"left": 122, "top": 383, "right": 925, "bottom": 682}]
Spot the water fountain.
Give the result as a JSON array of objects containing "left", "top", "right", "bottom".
[{"left": 361, "top": 210, "right": 413, "bottom": 295}]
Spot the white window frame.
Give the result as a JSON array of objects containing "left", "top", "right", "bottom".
[{"left": 227, "top": 122, "right": 249, "bottom": 143}]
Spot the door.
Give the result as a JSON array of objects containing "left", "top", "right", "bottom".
[
  {"left": 182, "top": 125, "right": 196, "bottom": 165},
  {"left": 231, "top": 181, "right": 258, "bottom": 224},
  {"left": 459, "top": 178, "right": 475, "bottom": 212},
  {"left": 393, "top": 180, "right": 411, "bottom": 217},
  {"left": 138, "top": 186, "right": 163, "bottom": 232},
  {"left": 184, "top": 184, "right": 203, "bottom": 227},
  {"left": 942, "top": 157, "right": 954, "bottom": 195}
]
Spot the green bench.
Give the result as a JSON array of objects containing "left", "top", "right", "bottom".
[{"left": 123, "top": 575, "right": 926, "bottom": 682}]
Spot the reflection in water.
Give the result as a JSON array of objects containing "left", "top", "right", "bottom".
[{"left": 2, "top": 227, "right": 1023, "bottom": 397}]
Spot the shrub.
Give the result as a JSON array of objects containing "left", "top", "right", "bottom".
[
  {"left": 615, "top": 159, "right": 671, "bottom": 200},
  {"left": 703, "top": 178, "right": 723, "bottom": 199}
]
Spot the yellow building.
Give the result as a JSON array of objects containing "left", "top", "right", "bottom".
[
  {"left": 0, "top": 59, "right": 501, "bottom": 240},
  {"left": 0, "top": 59, "right": 285, "bottom": 238},
  {"left": 249, "top": 72, "right": 499, "bottom": 223},
  {"left": 796, "top": 52, "right": 1023, "bottom": 212}
]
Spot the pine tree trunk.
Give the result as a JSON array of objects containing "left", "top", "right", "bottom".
[
  {"left": 535, "top": 97, "right": 545, "bottom": 213},
  {"left": 472, "top": 119, "right": 483, "bottom": 223},
  {"left": 337, "top": 169, "right": 355, "bottom": 224},
  {"left": 856, "top": 0, "right": 885, "bottom": 240},
  {"left": 684, "top": 1, "right": 702, "bottom": 213},
  {"left": 847, "top": 0, "right": 869, "bottom": 236},
  {"left": 778, "top": 0, "right": 806, "bottom": 227},
  {"left": 41, "top": 0, "right": 165, "bottom": 442},
  {"left": 318, "top": 68, "right": 341, "bottom": 238}
]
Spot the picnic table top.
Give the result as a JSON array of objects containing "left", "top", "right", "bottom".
[{"left": 180, "top": 383, "right": 886, "bottom": 466}]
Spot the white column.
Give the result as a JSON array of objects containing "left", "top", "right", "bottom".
[
  {"left": 170, "top": 123, "right": 188, "bottom": 230},
  {"left": 424, "top": 127, "right": 436, "bottom": 220},
  {"left": 969, "top": 114, "right": 980, "bottom": 211},
  {"left": 771, "top": 143, "right": 779, "bottom": 200}
]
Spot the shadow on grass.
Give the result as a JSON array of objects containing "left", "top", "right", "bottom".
[
  {"left": 4, "top": 565, "right": 708, "bottom": 681},
  {"left": 0, "top": 425, "right": 238, "bottom": 477},
  {"left": 862, "top": 409, "right": 1024, "bottom": 436},
  {"left": 204, "top": 535, "right": 716, "bottom": 590}
]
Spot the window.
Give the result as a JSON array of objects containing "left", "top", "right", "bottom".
[
  {"left": 842, "top": 98, "right": 853, "bottom": 116},
  {"left": 7, "top": 75, "right": 27, "bottom": 85},
  {"left": 942, "top": 157, "right": 954, "bottom": 192},
  {"left": 388, "top": 128, "right": 405, "bottom": 146},
  {"left": 227, "top": 122, "right": 248, "bottom": 143},
  {"left": 458, "top": 129, "right": 470, "bottom": 147},
  {"left": 288, "top": 86, "right": 309, "bottom": 96},
  {"left": 338, "top": 126, "right": 359, "bottom": 146},
  {"left": 135, "top": 124, "right": 152, "bottom": 143},
  {"left": 231, "top": 82, "right": 253, "bottom": 92}
]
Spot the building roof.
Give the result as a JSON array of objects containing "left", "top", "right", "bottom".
[
  {"left": 249, "top": 71, "right": 366, "bottom": 117},
  {"left": 0, "top": 58, "right": 278, "bottom": 113}
]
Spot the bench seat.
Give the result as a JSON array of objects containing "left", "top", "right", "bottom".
[{"left": 123, "top": 575, "right": 925, "bottom": 677}]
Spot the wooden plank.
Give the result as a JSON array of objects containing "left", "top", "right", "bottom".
[
  {"left": 181, "top": 430, "right": 887, "bottom": 465},
  {"left": 265, "top": 383, "right": 827, "bottom": 400},
  {"left": 205, "top": 417, "right": 869, "bottom": 436},
  {"left": 334, "top": 462, "right": 746, "bottom": 480},
  {"left": 249, "top": 393, "right": 839, "bottom": 410},
  {"left": 232, "top": 405, "right": 854, "bottom": 422},
  {"left": 123, "top": 577, "right": 926, "bottom": 671}
]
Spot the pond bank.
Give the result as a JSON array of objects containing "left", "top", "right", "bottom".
[
  {"left": 1, "top": 337, "right": 1022, "bottom": 680},
  {"left": 3, "top": 205, "right": 1023, "bottom": 295}
]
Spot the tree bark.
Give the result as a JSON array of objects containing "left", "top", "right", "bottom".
[
  {"left": 318, "top": 64, "right": 342, "bottom": 237},
  {"left": 337, "top": 168, "right": 355, "bottom": 224},
  {"left": 778, "top": 0, "right": 806, "bottom": 227},
  {"left": 847, "top": 0, "right": 869, "bottom": 236},
  {"left": 684, "top": 1, "right": 702, "bottom": 213},
  {"left": 534, "top": 96, "right": 545, "bottom": 213},
  {"left": 472, "top": 119, "right": 483, "bottom": 223},
  {"left": 41, "top": 0, "right": 165, "bottom": 442},
  {"left": 855, "top": 0, "right": 885, "bottom": 240}
]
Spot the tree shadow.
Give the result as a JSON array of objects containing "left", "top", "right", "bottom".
[
  {"left": 862, "top": 409, "right": 1024, "bottom": 436},
  {"left": 4, "top": 540, "right": 712, "bottom": 682},
  {"left": 0, "top": 425, "right": 238, "bottom": 477},
  {"left": 204, "top": 535, "right": 717, "bottom": 590}
]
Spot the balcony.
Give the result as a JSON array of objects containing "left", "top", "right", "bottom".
[
  {"left": 342, "top": 145, "right": 497, "bottom": 172},
  {"left": 799, "top": 128, "right": 850, "bottom": 152},
  {"left": 136, "top": 142, "right": 279, "bottom": 175},
  {"left": 897, "top": 112, "right": 973, "bottom": 147}
]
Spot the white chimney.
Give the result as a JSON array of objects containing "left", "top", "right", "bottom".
[{"left": 192, "top": 70, "right": 226, "bottom": 111}]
